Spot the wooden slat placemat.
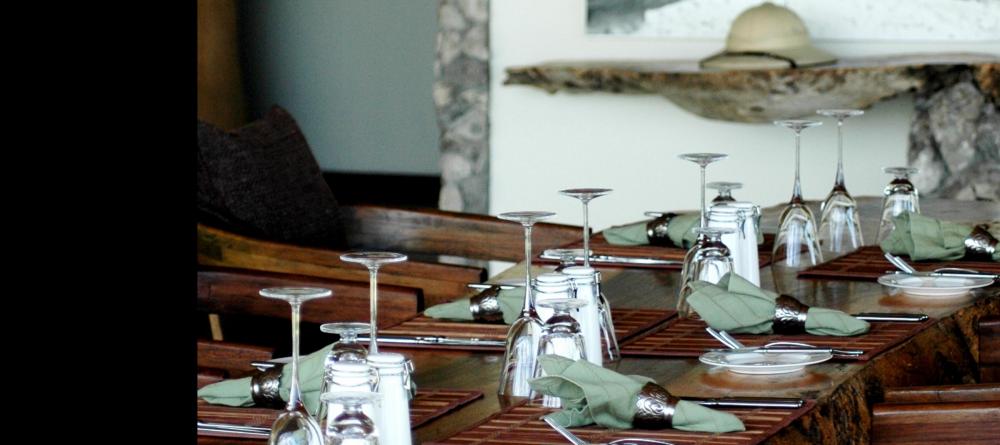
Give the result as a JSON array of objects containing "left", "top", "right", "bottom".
[
  {"left": 197, "top": 388, "right": 483, "bottom": 436},
  {"left": 620, "top": 316, "right": 936, "bottom": 361},
  {"left": 377, "top": 308, "right": 676, "bottom": 352},
  {"left": 538, "top": 233, "right": 776, "bottom": 270},
  {"left": 797, "top": 245, "right": 1000, "bottom": 281},
  {"left": 427, "top": 399, "right": 816, "bottom": 445}
]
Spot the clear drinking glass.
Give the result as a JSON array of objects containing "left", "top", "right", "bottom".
[
  {"left": 677, "top": 227, "right": 736, "bottom": 318},
  {"left": 707, "top": 181, "right": 742, "bottom": 204},
  {"left": 259, "top": 287, "right": 332, "bottom": 445},
  {"left": 548, "top": 247, "right": 585, "bottom": 272},
  {"left": 877, "top": 167, "right": 921, "bottom": 243},
  {"left": 677, "top": 153, "right": 729, "bottom": 318},
  {"left": 816, "top": 109, "right": 865, "bottom": 256},
  {"left": 317, "top": 322, "right": 370, "bottom": 425},
  {"left": 496, "top": 211, "right": 555, "bottom": 403},
  {"left": 559, "top": 188, "right": 612, "bottom": 268},
  {"left": 340, "top": 252, "right": 408, "bottom": 355},
  {"left": 772, "top": 120, "right": 824, "bottom": 271},
  {"left": 321, "top": 391, "right": 381, "bottom": 445},
  {"left": 532, "top": 298, "right": 589, "bottom": 408}
]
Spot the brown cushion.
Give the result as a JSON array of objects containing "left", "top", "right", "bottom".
[{"left": 197, "top": 106, "right": 346, "bottom": 248}]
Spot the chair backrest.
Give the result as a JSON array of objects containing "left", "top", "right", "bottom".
[{"left": 872, "top": 383, "right": 1000, "bottom": 444}]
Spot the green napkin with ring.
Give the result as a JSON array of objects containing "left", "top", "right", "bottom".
[
  {"left": 880, "top": 213, "right": 999, "bottom": 262},
  {"left": 604, "top": 213, "right": 700, "bottom": 248},
  {"left": 687, "top": 273, "right": 869, "bottom": 336},
  {"left": 423, "top": 287, "right": 524, "bottom": 324},
  {"left": 604, "top": 213, "right": 763, "bottom": 248},
  {"left": 198, "top": 343, "right": 332, "bottom": 414},
  {"left": 529, "top": 355, "right": 745, "bottom": 432}
]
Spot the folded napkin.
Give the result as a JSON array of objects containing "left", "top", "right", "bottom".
[
  {"left": 687, "top": 273, "right": 869, "bottom": 336},
  {"left": 881, "top": 213, "right": 999, "bottom": 262},
  {"left": 604, "top": 213, "right": 700, "bottom": 248},
  {"left": 423, "top": 288, "right": 524, "bottom": 324},
  {"left": 198, "top": 343, "right": 332, "bottom": 414},
  {"left": 529, "top": 355, "right": 744, "bottom": 432}
]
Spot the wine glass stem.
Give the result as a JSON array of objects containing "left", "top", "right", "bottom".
[
  {"left": 581, "top": 201, "right": 590, "bottom": 268},
  {"left": 699, "top": 165, "right": 707, "bottom": 228},
  {"left": 835, "top": 119, "right": 845, "bottom": 189},
  {"left": 792, "top": 130, "right": 803, "bottom": 203},
  {"left": 288, "top": 300, "right": 303, "bottom": 411},
  {"left": 369, "top": 266, "right": 379, "bottom": 354},
  {"left": 522, "top": 224, "right": 534, "bottom": 315}
]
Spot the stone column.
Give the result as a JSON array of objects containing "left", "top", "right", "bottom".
[
  {"left": 909, "top": 66, "right": 1000, "bottom": 202},
  {"left": 434, "top": 0, "right": 490, "bottom": 213}
]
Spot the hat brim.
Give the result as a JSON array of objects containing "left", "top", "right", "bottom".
[{"left": 700, "top": 45, "right": 837, "bottom": 70}]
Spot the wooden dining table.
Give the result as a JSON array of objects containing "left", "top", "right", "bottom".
[{"left": 198, "top": 197, "right": 1000, "bottom": 444}]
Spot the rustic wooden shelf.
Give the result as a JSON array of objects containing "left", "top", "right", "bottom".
[{"left": 504, "top": 53, "right": 999, "bottom": 123}]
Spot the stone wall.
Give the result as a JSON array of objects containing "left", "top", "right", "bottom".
[
  {"left": 909, "top": 66, "right": 1000, "bottom": 202},
  {"left": 434, "top": 0, "right": 490, "bottom": 213}
]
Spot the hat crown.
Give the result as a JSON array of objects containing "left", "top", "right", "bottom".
[{"left": 726, "top": 2, "right": 811, "bottom": 51}]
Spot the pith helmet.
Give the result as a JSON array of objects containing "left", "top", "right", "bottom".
[{"left": 700, "top": 2, "right": 836, "bottom": 70}]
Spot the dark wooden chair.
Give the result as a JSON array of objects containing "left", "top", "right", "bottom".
[
  {"left": 872, "top": 383, "right": 1000, "bottom": 444},
  {"left": 871, "top": 316, "right": 1000, "bottom": 444},
  {"left": 197, "top": 339, "right": 275, "bottom": 388},
  {"left": 198, "top": 204, "right": 581, "bottom": 306},
  {"left": 198, "top": 267, "right": 425, "bottom": 350}
]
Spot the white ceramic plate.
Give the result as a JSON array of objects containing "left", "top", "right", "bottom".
[
  {"left": 877, "top": 274, "right": 994, "bottom": 298},
  {"left": 699, "top": 350, "right": 833, "bottom": 375}
]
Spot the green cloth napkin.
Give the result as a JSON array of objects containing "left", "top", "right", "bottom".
[
  {"left": 687, "top": 273, "right": 869, "bottom": 336},
  {"left": 529, "top": 355, "right": 744, "bottom": 432},
  {"left": 604, "top": 213, "right": 763, "bottom": 248},
  {"left": 604, "top": 213, "right": 700, "bottom": 248},
  {"left": 198, "top": 343, "right": 333, "bottom": 414},
  {"left": 880, "top": 213, "right": 999, "bottom": 262},
  {"left": 423, "top": 288, "right": 524, "bottom": 324}
]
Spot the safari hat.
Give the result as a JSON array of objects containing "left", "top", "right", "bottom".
[{"left": 700, "top": 2, "right": 836, "bottom": 70}]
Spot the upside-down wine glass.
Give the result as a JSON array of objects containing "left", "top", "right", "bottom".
[
  {"left": 317, "top": 322, "right": 370, "bottom": 425},
  {"left": 531, "top": 298, "right": 589, "bottom": 408},
  {"left": 877, "top": 167, "right": 921, "bottom": 243},
  {"left": 259, "top": 287, "right": 332, "bottom": 445},
  {"left": 496, "top": 211, "right": 555, "bottom": 404},
  {"left": 340, "top": 252, "right": 408, "bottom": 354},
  {"left": 816, "top": 109, "right": 865, "bottom": 256},
  {"left": 321, "top": 391, "right": 381, "bottom": 445},
  {"left": 677, "top": 153, "right": 729, "bottom": 318},
  {"left": 559, "top": 188, "right": 612, "bottom": 268},
  {"left": 707, "top": 181, "right": 742, "bottom": 205},
  {"left": 772, "top": 120, "right": 824, "bottom": 273},
  {"left": 677, "top": 227, "right": 736, "bottom": 318}
]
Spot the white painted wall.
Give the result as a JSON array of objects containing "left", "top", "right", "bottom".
[
  {"left": 241, "top": 0, "right": 440, "bottom": 175},
  {"left": 489, "top": 0, "right": 1000, "bottom": 231}
]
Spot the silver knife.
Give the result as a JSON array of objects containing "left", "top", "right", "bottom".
[
  {"left": 197, "top": 422, "right": 271, "bottom": 438},
  {"left": 684, "top": 397, "right": 804, "bottom": 409},
  {"left": 467, "top": 283, "right": 517, "bottom": 290},
  {"left": 708, "top": 346, "right": 864, "bottom": 357},
  {"left": 358, "top": 335, "right": 505, "bottom": 347},
  {"left": 540, "top": 250, "right": 682, "bottom": 266},
  {"left": 851, "top": 312, "right": 929, "bottom": 322}
]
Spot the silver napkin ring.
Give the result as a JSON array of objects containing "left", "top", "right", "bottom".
[
  {"left": 646, "top": 213, "right": 678, "bottom": 247},
  {"left": 632, "top": 382, "right": 679, "bottom": 429},
  {"left": 469, "top": 286, "right": 505, "bottom": 323},
  {"left": 772, "top": 295, "right": 810, "bottom": 335},
  {"left": 250, "top": 365, "right": 285, "bottom": 408},
  {"left": 964, "top": 225, "right": 997, "bottom": 260}
]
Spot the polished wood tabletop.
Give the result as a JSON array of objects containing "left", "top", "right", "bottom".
[{"left": 404, "top": 197, "right": 1000, "bottom": 444}]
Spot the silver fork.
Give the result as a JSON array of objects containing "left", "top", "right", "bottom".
[{"left": 707, "top": 327, "right": 863, "bottom": 357}]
